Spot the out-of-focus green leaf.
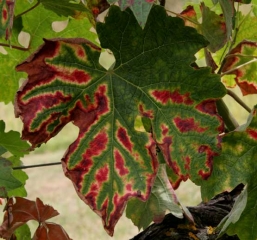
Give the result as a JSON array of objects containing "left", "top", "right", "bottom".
[
  {"left": 201, "top": 106, "right": 257, "bottom": 201},
  {"left": 14, "top": 224, "right": 31, "bottom": 240},
  {"left": 126, "top": 164, "right": 183, "bottom": 230},
  {"left": 0, "top": 0, "right": 14, "bottom": 40},
  {"left": 107, "top": 0, "right": 153, "bottom": 28},
  {"left": 201, "top": 3, "right": 227, "bottom": 52},
  {"left": 234, "top": 0, "right": 251, "bottom": 3},
  {"left": 0, "top": 157, "right": 22, "bottom": 197},
  {"left": 40, "top": 0, "right": 94, "bottom": 20},
  {"left": 221, "top": 40, "right": 257, "bottom": 95},
  {"left": 0, "top": 120, "right": 29, "bottom": 158},
  {"left": 235, "top": 13, "right": 257, "bottom": 45}
]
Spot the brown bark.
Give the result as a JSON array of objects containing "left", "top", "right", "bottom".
[{"left": 131, "top": 184, "right": 244, "bottom": 240}]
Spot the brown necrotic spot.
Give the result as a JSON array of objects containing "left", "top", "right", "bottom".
[
  {"left": 174, "top": 117, "right": 207, "bottom": 133},
  {"left": 117, "top": 127, "right": 133, "bottom": 152},
  {"left": 114, "top": 150, "right": 129, "bottom": 176}
]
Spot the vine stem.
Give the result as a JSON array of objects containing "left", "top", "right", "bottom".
[
  {"left": 165, "top": 9, "right": 200, "bottom": 26},
  {"left": 14, "top": 0, "right": 40, "bottom": 19},
  {"left": 227, "top": 89, "right": 251, "bottom": 113},
  {"left": 13, "top": 162, "right": 61, "bottom": 170},
  {"left": 220, "top": 58, "right": 257, "bottom": 76},
  {"left": 0, "top": 43, "right": 29, "bottom": 51}
]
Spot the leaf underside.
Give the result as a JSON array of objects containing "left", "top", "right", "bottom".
[{"left": 15, "top": 6, "right": 226, "bottom": 235}]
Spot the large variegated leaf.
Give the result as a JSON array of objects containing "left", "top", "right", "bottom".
[{"left": 15, "top": 6, "right": 226, "bottom": 235}]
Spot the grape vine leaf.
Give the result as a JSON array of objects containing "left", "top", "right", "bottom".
[
  {"left": 201, "top": 105, "right": 257, "bottom": 201},
  {"left": 0, "top": 158, "right": 22, "bottom": 197},
  {"left": 201, "top": 3, "right": 227, "bottom": 52},
  {"left": 0, "top": 120, "right": 29, "bottom": 158},
  {"left": 14, "top": 224, "right": 31, "bottom": 240},
  {"left": 126, "top": 164, "right": 183, "bottom": 230},
  {"left": 15, "top": 5, "right": 226, "bottom": 235},
  {"left": 221, "top": 40, "right": 257, "bottom": 95},
  {"left": 218, "top": 173, "right": 257, "bottom": 240},
  {"left": 0, "top": 1, "right": 97, "bottom": 104},
  {"left": 180, "top": 3, "right": 228, "bottom": 52},
  {"left": 0, "top": 197, "right": 71, "bottom": 240},
  {"left": 107, "top": 0, "right": 153, "bottom": 28},
  {"left": 234, "top": 12, "right": 257, "bottom": 45}
]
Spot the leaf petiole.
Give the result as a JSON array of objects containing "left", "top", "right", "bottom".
[
  {"left": 227, "top": 89, "right": 251, "bottom": 113},
  {"left": 13, "top": 162, "right": 61, "bottom": 170},
  {"left": 14, "top": 1, "right": 40, "bottom": 19},
  {"left": 0, "top": 43, "right": 29, "bottom": 51}
]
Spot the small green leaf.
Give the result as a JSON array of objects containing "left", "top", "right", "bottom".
[
  {"left": 126, "top": 164, "right": 183, "bottom": 230},
  {"left": 0, "top": 158, "right": 22, "bottom": 197},
  {"left": 0, "top": 120, "right": 30, "bottom": 158},
  {"left": 201, "top": 106, "right": 257, "bottom": 201},
  {"left": 235, "top": 13, "right": 257, "bottom": 45},
  {"left": 221, "top": 40, "right": 257, "bottom": 95},
  {"left": 14, "top": 224, "right": 31, "bottom": 240},
  {"left": 201, "top": 3, "right": 227, "bottom": 52}
]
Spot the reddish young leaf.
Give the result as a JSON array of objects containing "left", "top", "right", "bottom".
[
  {"left": 0, "top": 197, "right": 59, "bottom": 239},
  {"left": 221, "top": 40, "right": 257, "bottom": 95},
  {"left": 15, "top": 6, "right": 226, "bottom": 235},
  {"left": 33, "top": 223, "right": 71, "bottom": 240}
]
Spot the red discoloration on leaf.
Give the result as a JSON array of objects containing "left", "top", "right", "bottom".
[
  {"left": 117, "top": 127, "right": 133, "bottom": 152},
  {"left": 197, "top": 145, "right": 216, "bottom": 180},
  {"left": 161, "top": 124, "right": 169, "bottom": 135},
  {"left": 85, "top": 183, "right": 99, "bottom": 209},
  {"left": 181, "top": 5, "right": 196, "bottom": 18},
  {"left": 174, "top": 117, "right": 207, "bottom": 133},
  {"left": 247, "top": 129, "right": 257, "bottom": 140},
  {"left": 152, "top": 90, "right": 194, "bottom": 105},
  {"left": 96, "top": 165, "right": 109, "bottom": 183},
  {"left": 139, "top": 104, "right": 154, "bottom": 118},
  {"left": 184, "top": 156, "right": 191, "bottom": 170},
  {"left": 2, "top": 8, "right": 7, "bottom": 21},
  {"left": 114, "top": 150, "right": 129, "bottom": 176},
  {"left": 126, "top": 184, "right": 132, "bottom": 191},
  {"left": 64, "top": 131, "right": 108, "bottom": 190},
  {"left": 77, "top": 46, "right": 86, "bottom": 58}
]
